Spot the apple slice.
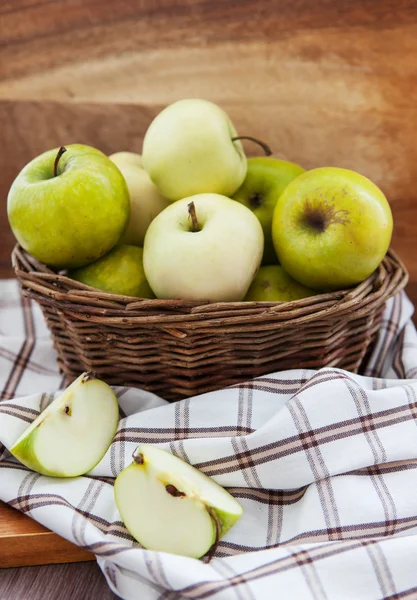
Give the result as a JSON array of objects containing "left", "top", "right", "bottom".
[
  {"left": 114, "top": 444, "right": 243, "bottom": 558},
  {"left": 10, "top": 372, "right": 119, "bottom": 477}
]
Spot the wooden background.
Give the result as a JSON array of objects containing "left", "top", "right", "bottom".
[
  {"left": 0, "top": 0, "right": 417, "bottom": 310},
  {"left": 0, "top": 0, "right": 416, "bottom": 590}
]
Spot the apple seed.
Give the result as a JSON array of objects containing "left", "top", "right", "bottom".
[{"left": 165, "top": 484, "right": 186, "bottom": 498}]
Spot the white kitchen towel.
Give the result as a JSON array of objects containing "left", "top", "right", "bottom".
[{"left": 1, "top": 278, "right": 417, "bottom": 599}]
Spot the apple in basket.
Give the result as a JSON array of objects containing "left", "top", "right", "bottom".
[
  {"left": 69, "top": 244, "right": 155, "bottom": 298},
  {"left": 143, "top": 193, "right": 264, "bottom": 301},
  {"left": 245, "top": 265, "right": 316, "bottom": 302},
  {"left": 10, "top": 373, "right": 119, "bottom": 477},
  {"left": 109, "top": 151, "right": 170, "bottom": 247},
  {"left": 272, "top": 167, "right": 393, "bottom": 291},
  {"left": 233, "top": 157, "right": 305, "bottom": 264},
  {"left": 142, "top": 99, "right": 248, "bottom": 201},
  {"left": 7, "top": 144, "right": 130, "bottom": 269},
  {"left": 115, "top": 444, "right": 243, "bottom": 558}
]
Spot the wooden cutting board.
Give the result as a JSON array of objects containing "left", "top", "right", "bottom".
[{"left": 0, "top": 501, "right": 94, "bottom": 568}]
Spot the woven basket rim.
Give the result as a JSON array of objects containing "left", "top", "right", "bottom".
[
  {"left": 11, "top": 244, "right": 409, "bottom": 399},
  {"left": 12, "top": 245, "right": 409, "bottom": 326}
]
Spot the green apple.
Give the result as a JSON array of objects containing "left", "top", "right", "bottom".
[
  {"left": 69, "top": 245, "right": 155, "bottom": 298},
  {"left": 109, "top": 152, "right": 170, "bottom": 246},
  {"left": 245, "top": 265, "right": 316, "bottom": 302},
  {"left": 10, "top": 373, "right": 119, "bottom": 477},
  {"left": 143, "top": 193, "right": 264, "bottom": 301},
  {"left": 8, "top": 144, "right": 130, "bottom": 269},
  {"left": 114, "top": 444, "right": 243, "bottom": 558},
  {"left": 272, "top": 167, "right": 393, "bottom": 291},
  {"left": 233, "top": 157, "right": 305, "bottom": 264},
  {"left": 142, "top": 99, "right": 247, "bottom": 202},
  {"left": 109, "top": 151, "right": 143, "bottom": 169}
]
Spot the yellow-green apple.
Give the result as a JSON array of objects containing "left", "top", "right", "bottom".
[
  {"left": 110, "top": 151, "right": 143, "bottom": 168},
  {"left": 8, "top": 144, "right": 130, "bottom": 269},
  {"left": 245, "top": 265, "right": 316, "bottom": 302},
  {"left": 69, "top": 245, "right": 154, "bottom": 298},
  {"left": 233, "top": 157, "right": 305, "bottom": 264},
  {"left": 109, "top": 151, "right": 170, "bottom": 246},
  {"left": 272, "top": 167, "right": 393, "bottom": 291},
  {"left": 115, "top": 444, "right": 243, "bottom": 558},
  {"left": 142, "top": 99, "right": 247, "bottom": 201},
  {"left": 143, "top": 193, "right": 264, "bottom": 301},
  {"left": 10, "top": 373, "right": 119, "bottom": 477}
]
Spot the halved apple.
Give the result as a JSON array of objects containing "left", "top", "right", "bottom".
[
  {"left": 10, "top": 372, "right": 119, "bottom": 477},
  {"left": 114, "top": 444, "right": 243, "bottom": 558}
]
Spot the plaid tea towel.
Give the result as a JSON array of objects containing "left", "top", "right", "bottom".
[{"left": 1, "top": 278, "right": 417, "bottom": 599}]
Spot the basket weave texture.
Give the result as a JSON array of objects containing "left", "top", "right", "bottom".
[{"left": 12, "top": 245, "right": 408, "bottom": 401}]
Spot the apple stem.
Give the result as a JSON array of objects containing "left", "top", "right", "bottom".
[
  {"left": 205, "top": 507, "right": 222, "bottom": 563},
  {"left": 81, "top": 371, "right": 96, "bottom": 383},
  {"left": 188, "top": 201, "right": 200, "bottom": 232},
  {"left": 231, "top": 136, "right": 272, "bottom": 156},
  {"left": 54, "top": 146, "right": 67, "bottom": 177},
  {"left": 133, "top": 452, "right": 144, "bottom": 465}
]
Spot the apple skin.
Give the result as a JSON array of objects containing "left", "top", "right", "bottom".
[
  {"left": 7, "top": 144, "right": 130, "bottom": 269},
  {"left": 114, "top": 444, "right": 243, "bottom": 558},
  {"left": 245, "top": 265, "right": 316, "bottom": 302},
  {"left": 10, "top": 373, "right": 119, "bottom": 478},
  {"left": 109, "top": 152, "right": 170, "bottom": 246},
  {"left": 109, "top": 151, "right": 143, "bottom": 169},
  {"left": 143, "top": 193, "right": 264, "bottom": 302},
  {"left": 233, "top": 157, "right": 305, "bottom": 264},
  {"left": 272, "top": 167, "right": 393, "bottom": 291},
  {"left": 69, "top": 245, "right": 155, "bottom": 298},
  {"left": 142, "top": 99, "right": 247, "bottom": 202}
]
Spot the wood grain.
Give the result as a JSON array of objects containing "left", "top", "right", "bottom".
[
  {"left": 0, "top": 0, "right": 417, "bottom": 573},
  {"left": 0, "top": 561, "right": 117, "bottom": 599},
  {"left": 0, "top": 503, "right": 94, "bottom": 567}
]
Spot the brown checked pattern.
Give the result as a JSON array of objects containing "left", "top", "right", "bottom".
[{"left": 1, "top": 281, "right": 417, "bottom": 599}]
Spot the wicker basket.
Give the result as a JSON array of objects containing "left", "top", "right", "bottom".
[{"left": 12, "top": 245, "right": 408, "bottom": 401}]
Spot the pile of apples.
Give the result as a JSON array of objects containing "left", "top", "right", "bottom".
[
  {"left": 5, "top": 100, "right": 396, "bottom": 559},
  {"left": 7, "top": 98, "right": 393, "bottom": 303}
]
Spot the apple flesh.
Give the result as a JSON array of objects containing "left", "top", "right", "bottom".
[
  {"left": 245, "top": 265, "right": 316, "bottom": 302},
  {"left": 233, "top": 157, "right": 305, "bottom": 264},
  {"left": 10, "top": 373, "right": 119, "bottom": 477},
  {"left": 272, "top": 167, "right": 393, "bottom": 291},
  {"left": 142, "top": 99, "right": 247, "bottom": 202},
  {"left": 143, "top": 193, "right": 264, "bottom": 301},
  {"left": 114, "top": 444, "right": 243, "bottom": 558},
  {"left": 69, "top": 245, "right": 155, "bottom": 298},
  {"left": 8, "top": 144, "right": 130, "bottom": 269},
  {"left": 109, "top": 152, "right": 170, "bottom": 246}
]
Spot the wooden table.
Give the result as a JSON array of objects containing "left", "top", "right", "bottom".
[{"left": 1, "top": 0, "right": 417, "bottom": 597}]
